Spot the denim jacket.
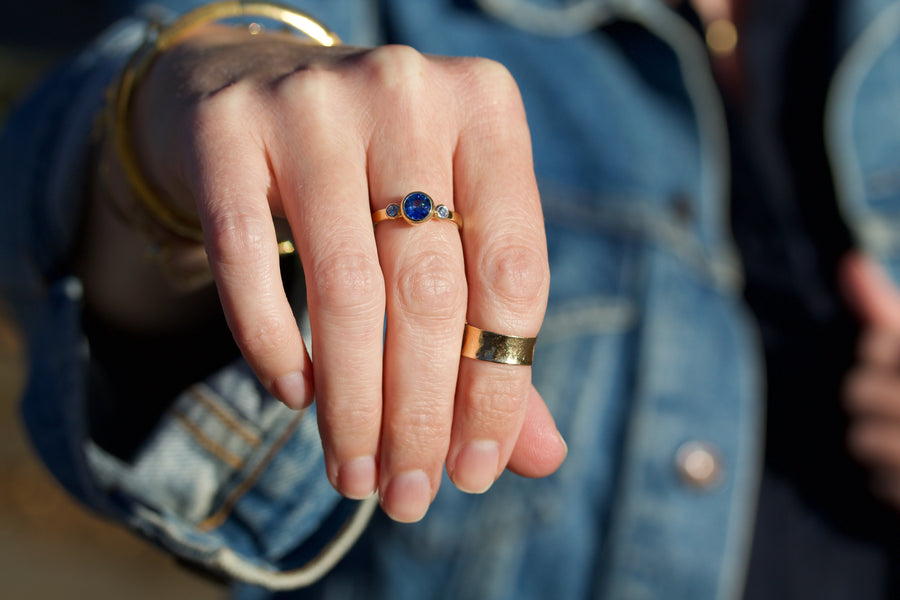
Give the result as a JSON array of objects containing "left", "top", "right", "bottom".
[{"left": 3, "top": 0, "right": 900, "bottom": 598}]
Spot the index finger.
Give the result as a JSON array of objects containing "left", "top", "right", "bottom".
[{"left": 191, "top": 106, "right": 312, "bottom": 409}]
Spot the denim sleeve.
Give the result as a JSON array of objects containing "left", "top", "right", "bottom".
[{"left": 0, "top": 12, "right": 375, "bottom": 590}]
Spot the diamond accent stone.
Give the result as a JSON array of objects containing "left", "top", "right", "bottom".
[
  {"left": 402, "top": 192, "right": 433, "bottom": 222},
  {"left": 435, "top": 205, "right": 450, "bottom": 219},
  {"left": 386, "top": 203, "right": 400, "bottom": 218}
]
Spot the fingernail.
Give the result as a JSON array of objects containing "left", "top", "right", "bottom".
[
  {"left": 557, "top": 430, "right": 569, "bottom": 459},
  {"left": 337, "top": 456, "right": 377, "bottom": 500},
  {"left": 451, "top": 440, "right": 500, "bottom": 494},
  {"left": 381, "top": 469, "right": 431, "bottom": 523},
  {"left": 272, "top": 371, "right": 313, "bottom": 409}
]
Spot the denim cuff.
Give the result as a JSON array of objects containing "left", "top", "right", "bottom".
[{"left": 85, "top": 359, "right": 376, "bottom": 589}]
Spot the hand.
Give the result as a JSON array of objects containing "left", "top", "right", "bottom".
[
  {"left": 92, "top": 26, "right": 567, "bottom": 521},
  {"left": 841, "top": 252, "right": 900, "bottom": 508}
]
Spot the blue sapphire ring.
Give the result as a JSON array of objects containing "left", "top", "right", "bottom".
[{"left": 372, "top": 192, "right": 463, "bottom": 229}]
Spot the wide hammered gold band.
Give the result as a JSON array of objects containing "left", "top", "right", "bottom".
[{"left": 461, "top": 324, "right": 536, "bottom": 366}]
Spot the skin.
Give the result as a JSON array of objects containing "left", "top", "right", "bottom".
[
  {"left": 842, "top": 253, "right": 900, "bottom": 510},
  {"left": 77, "top": 0, "right": 900, "bottom": 529},
  {"left": 79, "top": 26, "right": 567, "bottom": 523}
]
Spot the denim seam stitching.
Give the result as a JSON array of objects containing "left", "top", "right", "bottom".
[
  {"left": 198, "top": 412, "right": 305, "bottom": 532},
  {"left": 825, "top": 1, "right": 900, "bottom": 256},
  {"left": 173, "top": 408, "right": 246, "bottom": 470},
  {"left": 188, "top": 384, "right": 262, "bottom": 447}
]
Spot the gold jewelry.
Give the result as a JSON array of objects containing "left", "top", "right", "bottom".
[
  {"left": 106, "top": 1, "right": 341, "bottom": 243},
  {"left": 93, "top": 133, "right": 215, "bottom": 290},
  {"left": 705, "top": 18, "right": 738, "bottom": 56},
  {"left": 372, "top": 192, "right": 463, "bottom": 229},
  {"left": 461, "top": 324, "right": 536, "bottom": 366}
]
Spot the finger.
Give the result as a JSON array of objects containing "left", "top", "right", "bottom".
[
  {"left": 273, "top": 70, "right": 386, "bottom": 500},
  {"left": 848, "top": 418, "right": 900, "bottom": 471},
  {"left": 858, "top": 328, "right": 900, "bottom": 370},
  {"left": 845, "top": 367, "right": 900, "bottom": 420},
  {"left": 505, "top": 385, "right": 568, "bottom": 478},
  {"left": 446, "top": 59, "right": 552, "bottom": 493},
  {"left": 191, "top": 99, "right": 313, "bottom": 409},
  {"left": 363, "top": 46, "right": 466, "bottom": 522},
  {"left": 841, "top": 251, "right": 900, "bottom": 333}
]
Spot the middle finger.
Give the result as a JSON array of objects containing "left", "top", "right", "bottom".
[{"left": 366, "top": 46, "right": 467, "bottom": 522}]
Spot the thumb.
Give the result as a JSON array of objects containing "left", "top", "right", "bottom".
[
  {"left": 840, "top": 251, "right": 900, "bottom": 332},
  {"left": 505, "top": 385, "right": 568, "bottom": 478}
]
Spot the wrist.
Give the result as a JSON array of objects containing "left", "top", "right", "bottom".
[
  {"left": 79, "top": 128, "right": 217, "bottom": 333},
  {"left": 108, "top": 1, "right": 341, "bottom": 242}
]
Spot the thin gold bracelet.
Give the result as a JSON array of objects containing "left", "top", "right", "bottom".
[{"left": 105, "top": 1, "right": 342, "bottom": 243}]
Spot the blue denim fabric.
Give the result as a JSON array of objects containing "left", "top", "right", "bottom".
[{"left": 3, "top": 0, "right": 900, "bottom": 598}]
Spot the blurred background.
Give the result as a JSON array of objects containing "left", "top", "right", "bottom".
[{"left": 0, "top": 5, "right": 223, "bottom": 597}]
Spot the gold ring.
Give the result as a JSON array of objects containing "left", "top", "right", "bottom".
[
  {"left": 461, "top": 324, "right": 536, "bottom": 366},
  {"left": 372, "top": 192, "right": 462, "bottom": 229}
]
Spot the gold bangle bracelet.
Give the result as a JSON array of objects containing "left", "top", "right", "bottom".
[{"left": 106, "top": 1, "right": 342, "bottom": 242}]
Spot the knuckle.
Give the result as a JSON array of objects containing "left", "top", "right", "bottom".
[
  {"left": 468, "top": 57, "right": 518, "bottom": 94},
  {"left": 465, "top": 372, "right": 529, "bottom": 430},
  {"left": 191, "top": 81, "right": 253, "bottom": 132},
  {"left": 204, "top": 209, "right": 271, "bottom": 270},
  {"left": 480, "top": 242, "right": 548, "bottom": 306},
  {"left": 361, "top": 45, "right": 434, "bottom": 113},
  {"left": 187, "top": 86, "right": 262, "bottom": 163},
  {"left": 322, "top": 400, "right": 382, "bottom": 437},
  {"left": 310, "top": 251, "right": 385, "bottom": 317},
  {"left": 233, "top": 311, "right": 296, "bottom": 364},
  {"left": 274, "top": 65, "right": 335, "bottom": 108},
  {"left": 396, "top": 252, "right": 466, "bottom": 319},
  {"left": 363, "top": 45, "right": 428, "bottom": 88},
  {"left": 386, "top": 407, "right": 448, "bottom": 450},
  {"left": 464, "top": 58, "right": 524, "bottom": 112},
  {"left": 273, "top": 67, "right": 366, "bottom": 148}
]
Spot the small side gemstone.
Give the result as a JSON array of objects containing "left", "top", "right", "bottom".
[
  {"left": 386, "top": 203, "right": 400, "bottom": 218},
  {"left": 402, "top": 192, "right": 433, "bottom": 222},
  {"left": 435, "top": 205, "right": 451, "bottom": 219}
]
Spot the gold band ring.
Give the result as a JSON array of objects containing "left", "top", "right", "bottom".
[
  {"left": 372, "top": 192, "right": 462, "bottom": 229},
  {"left": 461, "top": 324, "right": 536, "bottom": 366}
]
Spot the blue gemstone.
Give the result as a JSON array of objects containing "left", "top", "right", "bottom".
[
  {"left": 402, "top": 192, "right": 433, "bottom": 222},
  {"left": 386, "top": 203, "right": 400, "bottom": 218}
]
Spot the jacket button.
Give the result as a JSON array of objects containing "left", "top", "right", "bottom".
[{"left": 675, "top": 441, "right": 721, "bottom": 489}]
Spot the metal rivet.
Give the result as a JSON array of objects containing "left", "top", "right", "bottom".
[
  {"left": 675, "top": 441, "right": 721, "bottom": 489},
  {"left": 62, "top": 276, "right": 84, "bottom": 301},
  {"left": 706, "top": 19, "right": 738, "bottom": 56}
]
